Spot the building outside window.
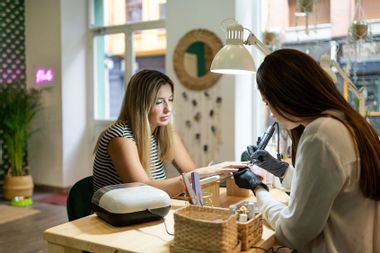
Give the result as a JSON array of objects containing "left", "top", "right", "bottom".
[
  {"left": 91, "top": 0, "right": 167, "bottom": 120},
  {"left": 263, "top": 0, "right": 380, "bottom": 133}
]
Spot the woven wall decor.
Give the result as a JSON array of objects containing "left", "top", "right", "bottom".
[{"left": 173, "top": 29, "right": 222, "bottom": 90}]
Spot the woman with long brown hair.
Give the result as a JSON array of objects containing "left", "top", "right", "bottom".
[
  {"left": 234, "top": 49, "right": 380, "bottom": 252},
  {"left": 93, "top": 69, "right": 246, "bottom": 197}
]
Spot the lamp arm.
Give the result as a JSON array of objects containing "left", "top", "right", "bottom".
[
  {"left": 244, "top": 32, "right": 270, "bottom": 56},
  {"left": 331, "top": 60, "right": 366, "bottom": 115}
]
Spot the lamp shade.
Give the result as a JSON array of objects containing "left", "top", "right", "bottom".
[
  {"left": 210, "top": 44, "right": 256, "bottom": 74},
  {"left": 210, "top": 21, "right": 256, "bottom": 74}
]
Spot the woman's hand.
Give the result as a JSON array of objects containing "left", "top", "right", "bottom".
[{"left": 194, "top": 161, "right": 249, "bottom": 178}]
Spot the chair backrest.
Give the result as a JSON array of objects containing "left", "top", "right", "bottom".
[{"left": 66, "top": 176, "right": 94, "bottom": 221}]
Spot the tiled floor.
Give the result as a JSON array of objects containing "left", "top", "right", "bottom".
[{"left": 0, "top": 191, "right": 68, "bottom": 253}]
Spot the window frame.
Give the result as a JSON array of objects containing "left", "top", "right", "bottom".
[
  {"left": 88, "top": 2, "right": 166, "bottom": 148},
  {"left": 90, "top": 19, "right": 165, "bottom": 121}
]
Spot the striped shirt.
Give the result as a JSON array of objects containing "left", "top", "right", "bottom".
[{"left": 93, "top": 121, "right": 166, "bottom": 192}]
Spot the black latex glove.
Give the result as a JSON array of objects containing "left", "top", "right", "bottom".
[
  {"left": 251, "top": 150, "right": 289, "bottom": 178},
  {"left": 233, "top": 167, "right": 269, "bottom": 192},
  {"left": 247, "top": 145, "right": 258, "bottom": 158},
  {"left": 241, "top": 151, "right": 250, "bottom": 162}
]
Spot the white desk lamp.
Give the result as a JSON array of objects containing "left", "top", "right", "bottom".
[
  {"left": 210, "top": 21, "right": 283, "bottom": 163},
  {"left": 210, "top": 20, "right": 270, "bottom": 74},
  {"left": 320, "top": 54, "right": 367, "bottom": 116}
]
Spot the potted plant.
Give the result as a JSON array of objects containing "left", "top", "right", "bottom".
[{"left": 0, "top": 83, "right": 42, "bottom": 200}]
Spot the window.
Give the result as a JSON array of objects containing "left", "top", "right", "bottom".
[
  {"left": 91, "top": 0, "right": 166, "bottom": 120},
  {"left": 265, "top": 0, "right": 380, "bottom": 133}
]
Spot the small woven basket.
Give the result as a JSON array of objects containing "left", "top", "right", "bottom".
[
  {"left": 236, "top": 201, "right": 263, "bottom": 250},
  {"left": 170, "top": 205, "right": 240, "bottom": 253},
  {"left": 237, "top": 213, "right": 263, "bottom": 250}
]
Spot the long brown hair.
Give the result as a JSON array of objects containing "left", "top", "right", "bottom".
[
  {"left": 256, "top": 48, "right": 380, "bottom": 200},
  {"left": 95, "top": 69, "right": 174, "bottom": 173}
]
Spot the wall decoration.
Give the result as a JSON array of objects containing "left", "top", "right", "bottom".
[
  {"left": 177, "top": 85, "right": 224, "bottom": 166},
  {"left": 172, "top": 31, "right": 225, "bottom": 165},
  {"left": 173, "top": 29, "right": 223, "bottom": 90},
  {"left": 210, "top": 125, "right": 216, "bottom": 134},
  {"left": 0, "top": 0, "right": 26, "bottom": 190},
  {"left": 182, "top": 91, "right": 188, "bottom": 100},
  {"left": 0, "top": 1, "right": 26, "bottom": 85},
  {"left": 193, "top": 112, "right": 201, "bottom": 122},
  {"left": 209, "top": 109, "right": 214, "bottom": 118},
  {"left": 35, "top": 67, "right": 54, "bottom": 86}
]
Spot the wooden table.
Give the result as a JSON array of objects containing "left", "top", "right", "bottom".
[{"left": 44, "top": 188, "right": 288, "bottom": 253}]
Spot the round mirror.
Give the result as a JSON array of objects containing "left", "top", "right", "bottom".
[{"left": 173, "top": 29, "right": 223, "bottom": 90}]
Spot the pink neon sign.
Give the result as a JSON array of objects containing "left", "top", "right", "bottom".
[{"left": 35, "top": 68, "right": 54, "bottom": 85}]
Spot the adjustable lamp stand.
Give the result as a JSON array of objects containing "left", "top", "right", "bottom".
[
  {"left": 244, "top": 32, "right": 271, "bottom": 56},
  {"left": 211, "top": 20, "right": 283, "bottom": 160}
]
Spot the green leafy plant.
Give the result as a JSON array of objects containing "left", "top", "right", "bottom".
[{"left": 0, "top": 84, "right": 42, "bottom": 176}]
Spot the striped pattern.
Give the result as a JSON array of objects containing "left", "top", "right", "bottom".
[{"left": 93, "top": 121, "right": 166, "bottom": 192}]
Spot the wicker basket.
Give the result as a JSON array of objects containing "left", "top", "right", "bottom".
[
  {"left": 170, "top": 205, "right": 240, "bottom": 253},
  {"left": 236, "top": 201, "right": 263, "bottom": 250}
]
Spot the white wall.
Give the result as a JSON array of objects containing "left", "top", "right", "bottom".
[
  {"left": 60, "top": 0, "right": 91, "bottom": 186},
  {"left": 25, "top": 0, "right": 90, "bottom": 188},
  {"left": 25, "top": 0, "right": 64, "bottom": 187}
]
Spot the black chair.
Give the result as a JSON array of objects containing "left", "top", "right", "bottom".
[{"left": 66, "top": 176, "right": 94, "bottom": 221}]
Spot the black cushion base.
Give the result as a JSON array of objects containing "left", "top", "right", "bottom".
[{"left": 92, "top": 203, "right": 170, "bottom": 227}]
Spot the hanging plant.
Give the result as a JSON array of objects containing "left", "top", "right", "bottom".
[
  {"left": 263, "top": 31, "right": 276, "bottom": 46},
  {"left": 296, "top": 0, "right": 314, "bottom": 14},
  {"left": 352, "top": 22, "right": 368, "bottom": 41},
  {"left": 263, "top": 31, "right": 281, "bottom": 50},
  {"left": 351, "top": 0, "right": 368, "bottom": 41},
  {"left": 295, "top": 0, "right": 314, "bottom": 34}
]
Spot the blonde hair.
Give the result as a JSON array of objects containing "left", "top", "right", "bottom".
[
  {"left": 95, "top": 69, "right": 174, "bottom": 174},
  {"left": 118, "top": 70, "right": 174, "bottom": 172}
]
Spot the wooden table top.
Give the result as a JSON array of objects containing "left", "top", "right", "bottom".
[{"left": 44, "top": 188, "right": 288, "bottom": 253}]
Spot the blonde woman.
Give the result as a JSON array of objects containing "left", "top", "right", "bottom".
[{"left": 93, "top": 69, "right": 246, "bottom": 197}]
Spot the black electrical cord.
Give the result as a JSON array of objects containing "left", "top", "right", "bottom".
[
  {"left": 274, "top": 122, "right": 281, "bottom": 161},
  {"left": 162, "top": 217, "right": 174, "bottom": 236},
  {"left": 146, "top": 209, "right": 174, "bottom": 236}
]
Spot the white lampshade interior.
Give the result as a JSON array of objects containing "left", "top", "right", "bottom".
[{"left": 210, "top": 44, "right": 256, "bottom": 74}]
